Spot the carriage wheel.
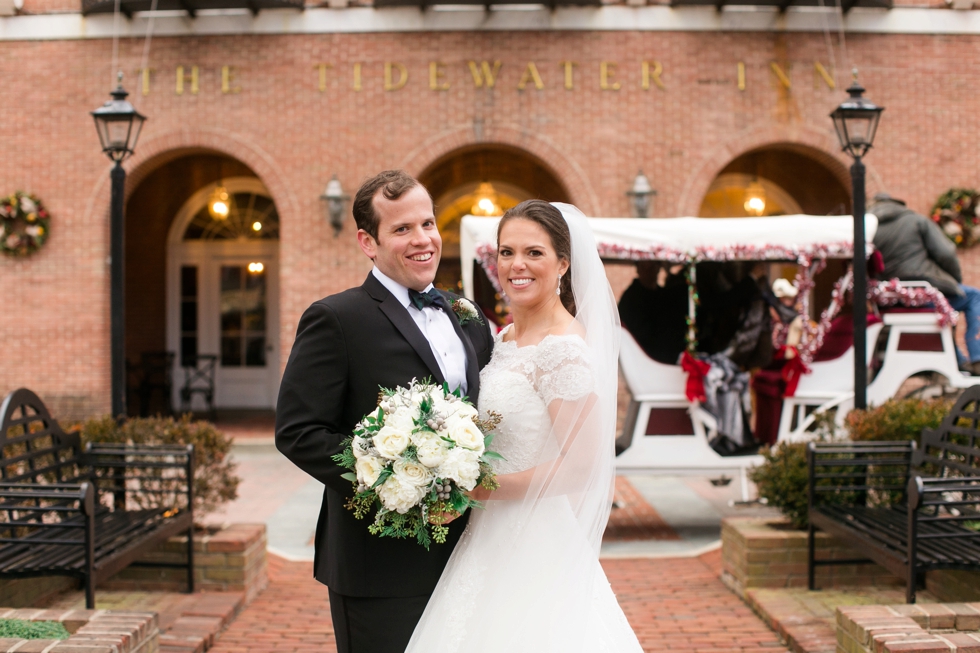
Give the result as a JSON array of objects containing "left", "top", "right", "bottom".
[{"left": 896, "top": 373, "right": 963, "bottom": 401}]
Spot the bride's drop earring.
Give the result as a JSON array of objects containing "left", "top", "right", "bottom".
[{"left": 556, "top": 274, "right": 562, "bottom": 296}]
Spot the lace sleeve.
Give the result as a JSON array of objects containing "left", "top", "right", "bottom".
[{"left": 531, "top": 336, "right": 595, "bottom": 405}]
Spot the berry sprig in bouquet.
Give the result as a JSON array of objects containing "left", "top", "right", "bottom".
[{"left": 333, "top": 379, "right": 503, "bottom": 549}]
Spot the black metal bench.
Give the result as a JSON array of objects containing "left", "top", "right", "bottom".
[
  {"left": 0, "top": 388, "right": 195, "bottom": 608},
  {"left": 806, "top": 385, "right": 980, "bottom": 603}
]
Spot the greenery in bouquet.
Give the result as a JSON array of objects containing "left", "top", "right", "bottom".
[
  {"left": 931, "top": 188, "right": 980, "bottom": 248},
  {"left": 333, "top": 379, "right": 503, "bottom": 550}
]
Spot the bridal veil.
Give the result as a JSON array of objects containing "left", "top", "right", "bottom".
[{"left": 407, "top": 202, "right": 629, "bottom": 652}]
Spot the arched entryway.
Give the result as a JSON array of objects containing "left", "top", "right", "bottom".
[
  {"left": 124, "top": 152, "right": 280, "bottom": 414},
  {"left": 418, "top": 144, "right": 571, "bottom": 294},
  {"left": 699, "top": 144, "right": 851, "bottom": 218}
]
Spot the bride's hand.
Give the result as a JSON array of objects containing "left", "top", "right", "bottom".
[
  {"left": 467, "top": 486, "right": 492, "bottom": 502},
  {"left": 429, "top": 509, "right": 460, "bottom": 525}
]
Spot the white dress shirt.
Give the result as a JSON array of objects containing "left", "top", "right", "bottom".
[{"left": 371, "top": 267, "right": 469, "bottom": 394}]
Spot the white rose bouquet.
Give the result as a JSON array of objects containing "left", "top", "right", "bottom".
[{"left": 333, "top": 378, "right": 503, "bottom": 549}]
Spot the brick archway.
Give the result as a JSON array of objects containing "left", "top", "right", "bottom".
[
  {"left": 398, "top": 123, "right": 601, "bottom": 217},
  {"left": 676, "top": 124, "right": 884, "bottom": 217},
  {"left": 82, "top": 128, "right": 298, "bottom": 234}
]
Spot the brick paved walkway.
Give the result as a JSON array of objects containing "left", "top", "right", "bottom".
[{"left": 210, "top": 550, "right": 787, "bottom": 653}]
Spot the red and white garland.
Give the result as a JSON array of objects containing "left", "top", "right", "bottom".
[
  {"left": 594, "top": 241, "right": 857, "bottom": 265},
  {"left": 796, "top": 275, "right": 958, "bottom": 366}
]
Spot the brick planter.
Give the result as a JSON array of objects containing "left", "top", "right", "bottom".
[
  {"left": 837, "top": 603, "right": 980, "bottom": 653},
  {"left": 101, "top": 523, "right": 268, "bottom": 602},
  {"left": 722, "top": 517, "right": 902, "bottom": 595},
  {"left": 0, "top": 608, "right": 157, "bottom": 653}
]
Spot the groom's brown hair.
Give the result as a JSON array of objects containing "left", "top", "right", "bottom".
[{"left": 353, "top": 170, "right": 432, "bottom": 241}]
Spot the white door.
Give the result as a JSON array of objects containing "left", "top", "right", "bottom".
[
  {"left": 167, "top": 179, "right": 281, "bottom": 410},
  {"left": 210, "top": 254, "right": 279, "bottom": 408}
]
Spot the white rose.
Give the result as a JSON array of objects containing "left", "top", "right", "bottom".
[
  {"left": 450, "top": 402, "right": 479, "bottom": 422},
  {"left": 415, "top": 437, "right": 449, "bottom": 468},
  {"left": 394, "top": 459, "right": 434, "bottom": 487},
  {"left": 373, "top": 425, "right": 411, "bottom": 459},
  {"left": 386, "top": 406, "right": 416, "bottom": 433},
  {"left": 351, "top": 436, "right": 371, "bottom": 460},
  {"left": 377, "top": 474, "right": 427, "bottom": 514},
  {"left": 355, "top": 456, "right": 385, "bottom": 488},
  {"left": 431, "top": 394, "right": 453, "bottom": 418},
  {"left": 447, "top": 416, "right": 485, "bottom": 453},
  {"left": 437, "top": 447, "right": 481, "bottom": 491}
]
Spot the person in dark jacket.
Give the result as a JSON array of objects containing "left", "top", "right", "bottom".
[
  {"left": 618, "top": 261, "right": 689, "bottom": 365},
  {"left": 871, "top": 192, "right": 980, "bottom": 372}
]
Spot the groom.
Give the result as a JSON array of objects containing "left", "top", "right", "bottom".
[{"left": 275, "top": 170, "right": 495, "bottom": 653}]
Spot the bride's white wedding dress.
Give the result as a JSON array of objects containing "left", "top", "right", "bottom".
[{"left": 406, "top": 326, "right": 644, "bottom": 653}]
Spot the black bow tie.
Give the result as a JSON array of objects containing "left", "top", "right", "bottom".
[{"left": 408, "top": 288, "right": 447, "bottom": 312}]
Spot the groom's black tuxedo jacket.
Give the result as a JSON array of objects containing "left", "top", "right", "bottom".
[{"left": 275, "top": 272, "right": 494, "bottom": 598}]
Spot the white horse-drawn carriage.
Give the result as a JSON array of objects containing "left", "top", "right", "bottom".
[{"left": 460, "top": 214, "right": 973, "bottom": 499}]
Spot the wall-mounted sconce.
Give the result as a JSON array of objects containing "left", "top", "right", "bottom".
[
  {"left": 626, "top": 170, "right": 656, "bottom": 218},
  {"left": 321, "top": 175, "right": 350, "bottom": 237}
]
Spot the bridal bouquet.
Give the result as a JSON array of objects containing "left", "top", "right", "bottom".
[{"left": 333, "top": 379, "right": 503, "bottom": 549}]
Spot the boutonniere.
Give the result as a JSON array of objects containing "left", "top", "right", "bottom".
[{"left": 451, "top": 298, "right": 484, "bottom": 326}]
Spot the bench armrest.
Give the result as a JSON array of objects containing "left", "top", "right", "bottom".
[
  {"left": 84, "top": 444, "right": 195, "bottom": 514},
  {"left": 0, "top": 481, "right": 96, "bottom": 518},
  {"left": 908, "top": 474, "right": 980, "bottom": 511},
  {"left": 807, "top": 441, "right": 916, "bottom": 511}
]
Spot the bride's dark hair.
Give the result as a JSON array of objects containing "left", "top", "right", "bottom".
[{"left": 497, "top": 200, "right": 575, "bottom": 314}]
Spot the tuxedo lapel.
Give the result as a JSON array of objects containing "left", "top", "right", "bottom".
[
  {"left": 439, "top": 292, "right": 480, "bottom": 401},
  {"left": 363, "top": 274, "right": 446, "bottom": 385}
]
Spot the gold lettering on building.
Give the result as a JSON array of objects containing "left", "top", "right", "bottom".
[
  {"left": 600, "top": 61, "right": 621, "bottom": 91},
  {"left": 429, "top": 61, "right": 450, "bottom": 91},
  {"left": 314, "top": 63, "right": 333, "bottom": 92},
  {"left": 137, "top": 67, "right": 154, "bottom": 96},
  {"left": 737, "top": 62, "right": 746, "bottom": 91},
  {"left": 517, "top": 62, "right": 544, "bottom": 91},
  {"left": 353, "top": 63, "right": 362, "bottom": 92},
  {"left": 221, "top": 66, "right": 242, "bottom": 94},
  {"left": 385, "top": 62, "right": 409, "bottom": 91},
  {"left": 559, "top": 61, "right": 577, "bottom": 90},
  {"left": 814, "top": 62, "right": 835, "bottom": 89},
  {"left": 176, "top": 65, "right": 199, "bottom": 95},
  {"left": 468, "top": 60, "right": 501, "bottom": 88},
  {"left": 770, "top": 62, "right": 791, "bottom": 89},
  {"left": 641, "top": 61, "right": 665, "bottom": 90}
]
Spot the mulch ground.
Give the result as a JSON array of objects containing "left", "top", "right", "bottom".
[{"left": 210, "top": 549, "right": 788, "bottom": 653}]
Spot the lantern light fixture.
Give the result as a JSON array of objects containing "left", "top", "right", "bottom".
[
  {"left": 91, "top": 72, "right": 146, "bottom": 163},
  {"left": 626, "top": 170, "right": 656, "bottom": 218},
  {"left": 321, "top": 175, "right": 350, "bottom": 236},
  {"left": 471, "top": 182, "right": 503, "bottom": 217},
  {"left": 830, "top": 69, "right": 884, "bottom": 160},
  {"left": 208, "top": 184, "right": 231, "bottom": 220},
  {"left": 743, "top": 180, "right": 767, "bottom": 216}
]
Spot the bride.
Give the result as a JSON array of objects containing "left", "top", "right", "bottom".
[{"left": 406, "top": 201, "right": 643, "bottom": 652}]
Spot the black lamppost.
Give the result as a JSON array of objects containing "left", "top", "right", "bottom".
[
  {"left": 91, "top": 72, "right": 147, "bottom": 418},
  {"left": 830, "top": 70, "right": 883, "bottom": 410}
]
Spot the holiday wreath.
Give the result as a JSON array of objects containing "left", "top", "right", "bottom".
[
  {"left": 931, "top": 188, "right": 979, "bottom": 248},
  {"left": 1, "top": 192, "right": 50, "bottom": 257}
]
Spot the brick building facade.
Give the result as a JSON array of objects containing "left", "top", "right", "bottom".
[{"left": 0, "top": 5, "right": 977, "bottom": 416}]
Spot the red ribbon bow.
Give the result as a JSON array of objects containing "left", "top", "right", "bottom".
[
  {"left": 681, "top": 351, "right": 711, "bottom": 403},
  {"left": 778, "top": 346, "right": 810, "bottom": 397}
]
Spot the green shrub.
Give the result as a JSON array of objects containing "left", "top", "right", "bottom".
[
  {"left": 749, "top": 441, "right": 810, "bottom": 529},
  {"left": 76, "top": 415, "right": 240, "bottom": 518},
  {"left": 0, "top": 619, "right": 69, "bottom": 640},
  {"left": 846, "top": 398, "right": 951, "bottom": 443}
]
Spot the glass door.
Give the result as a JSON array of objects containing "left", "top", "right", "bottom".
[{"left": 211, "top": 256, "right": 278, "bottom": 408}]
